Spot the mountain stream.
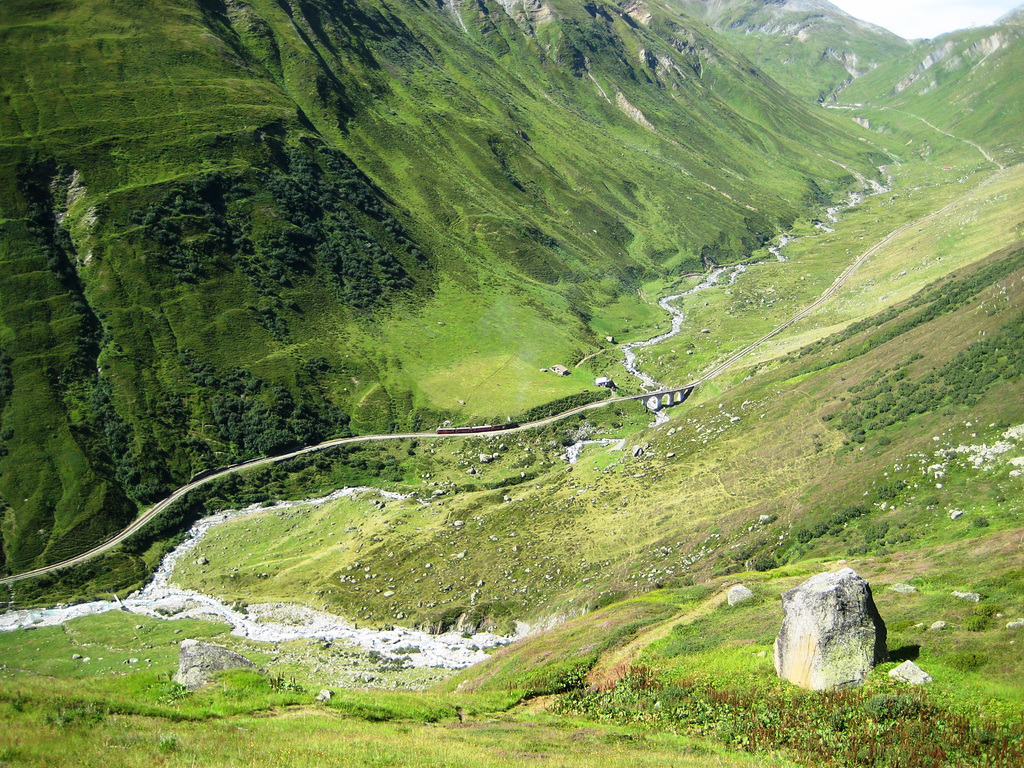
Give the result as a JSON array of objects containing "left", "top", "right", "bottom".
[{"left": 0, "top": 489, "right": 514, "bottom": 668}]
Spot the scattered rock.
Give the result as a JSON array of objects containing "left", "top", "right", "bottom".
[
  {"left": 773, "top": 568, "right": 887, "bottom": 691},
  {"left": 728, "top": 584, "right": 755, "bottom": 606},
  {"left": 174, "top": 639, "right": 263, "bottom": 691},
  {"left": 479, "top": 454, "right": 492, "bottom": 463},
  {"left": 72, "top": 653, "right": 82, "bottom": 660},
  {"left": 195, "top": 556, "right": 209, "bottom": 566},
  {"left": 1006, "top": 619, "right": 1024, "bottom": 630},
  {"left": 949, "top": 510, "right": 965, "bottom": 520},
  {"left": 889, "top": 660, "right": 933, "bottom": 685},
  {"left": 952, "top": 591, "right": 981, "bottom": 602},
  {"left": 150, "top": 597, "right": 201, "bottom": 617},
  {"left": 452, "top": 520, "right": 465, "bottom": 528},
  {"left": 383, "top": 590, "right": 395, "bottom": 598},
  {"left": 315, "top": 688, "right": 334, "bottom": 703},
  {"left": 632, "top": 446, "right": 644, "bottom": 458},
  {"left": 929, "top": 621, "right": 947, "bottom": 631},
  {"left": 889, "top": 583, "right": 918, "bottom": 594}
]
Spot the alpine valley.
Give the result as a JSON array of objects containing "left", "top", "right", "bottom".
[{"left": 0, "top": 1, "right": 1022, "bottom": 766}]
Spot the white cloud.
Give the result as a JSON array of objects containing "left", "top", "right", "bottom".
[{"left": 831, "top": 0, "right": 1021, "bottom": 39}]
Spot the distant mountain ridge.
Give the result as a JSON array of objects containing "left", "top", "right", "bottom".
[
  {"left": 838, "top": 16, "right": 1024, "bottom": 157},
  {"left": 997, "top": 4, "right": 1024, "bottom": 25},
  {"left": 667, "top": 0, "right": 910, "bottom": 100}
]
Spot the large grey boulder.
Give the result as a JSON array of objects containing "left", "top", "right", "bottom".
[
  {"left": 773, "top": 568, "right": 887, "bottom": 690},
  {"left": 174, "top": 639, "right": 263, "bottom": 690}
]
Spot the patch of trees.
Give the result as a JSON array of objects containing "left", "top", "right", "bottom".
[
  {"left": 264, "top": 143, "right": 428, "bottom": 309},
  {"left": 179, "top": 349, "right": 351, "bottom": 462},
  {"left": 131, "top": 143, "right": 430, "bottom": 310},
  {"left": 826, "top": 311, "right": 1024, "bottom": 441},
  {"left": 83, "top": 373, "right": 169, "bottom": 504},
  {"left": 132, "top": 174, "right": 245, "bottom": 283},
  {"left": 0, "top": 348, "right": 11, "bottom": 459},
  {"left": 803, "top": 177, "right": 832, "bottom": 208},
  {"left": 739, "top": 211, "right": 776, "bottom": 256}
]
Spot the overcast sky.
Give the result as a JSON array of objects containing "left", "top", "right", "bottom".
[{"left": 831, "top": 0, "right": 1021, "bottom": 40}]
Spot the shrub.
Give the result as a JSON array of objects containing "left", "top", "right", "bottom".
[
  {"left": 964, "top": 615, "right": 990, "bottom": 632},
  {"left": 748, "top": 553, "right": 778, "bottom": 572},
  {"left": 863, "top": 694, "right": 923, "bottom": 722},
  {"left": 157, "top": 735, "right": 178, "bottom": 754},
  {"left": 944, "top": 651, "right": 987, "bottom": 672}
]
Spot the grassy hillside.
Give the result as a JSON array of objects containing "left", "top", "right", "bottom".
[
  {"left": 0, "top": 0, "right": 886, "bottom": 574},
  {"left": 837, "top": 22, "right": 1024, "bottom": 160},
  {"left": 671, "top": 0, "right": 910, "bottom": 102},
  {"left": 1, "top": 4, "right": 1023, "bottom": 764}
]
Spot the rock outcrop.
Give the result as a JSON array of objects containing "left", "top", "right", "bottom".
[
  {"left": 889, "top": 660, "right": 932, "bottom": 685},
  {"left": 728, "top": 584, "right": 754, "bottom": 606},
  {"left": 174, "top": 639, "right": 263, "bottom": 690},
  {"left": 773, "top": 568, "right": 887, "bottom": 690},
  {"left": 952, "top": 591, "right": 981, "bottom": 602},
  {"left": 888, "top": 583, "right": 917, "bottom": 594}
]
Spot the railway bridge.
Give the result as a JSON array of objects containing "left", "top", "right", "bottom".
[{"left": 634, "top": 385, "right": 695, "bottom": 412}]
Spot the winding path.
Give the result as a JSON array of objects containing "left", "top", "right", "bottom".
[{"left": 1, "top": 159, "right": 1006, "bottom": 587}]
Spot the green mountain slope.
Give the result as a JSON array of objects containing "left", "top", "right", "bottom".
[
  {"left": 148, "top": 236, "right": 1024, "bottom": 633},
  {"left": 837, "top": 20, "right": 1024, "bottom": 160},
  {"left": 670, "top": 0, "right": 910, "bottom": 101},
  {"left": 0, "top": 0, "right": 887, "bottom": 574}
]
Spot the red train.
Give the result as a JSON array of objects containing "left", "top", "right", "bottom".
[{"left": 436, "top": 422, "right": 519, "bottom": 435}]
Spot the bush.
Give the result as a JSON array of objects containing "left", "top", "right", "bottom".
[
  {"left": 944, "top": 651, "right": 988, "bottom": 672},
  {"left": 748, "top": 553, "right": 778, "bottom": 572},
  {"left": 863, "top": 694, "right": 923, "bottom": 722},
  {"left": 964, "top": 615, "right": 990, "bottom": 632}
]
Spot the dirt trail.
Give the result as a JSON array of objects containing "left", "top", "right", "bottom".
[{"left": 586, "top": 589, "right": 729, "bottom": 690}]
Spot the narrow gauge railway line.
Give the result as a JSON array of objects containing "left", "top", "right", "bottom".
[{"left": 1, "top": 167, "right": 1005, "bottom": 586}]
